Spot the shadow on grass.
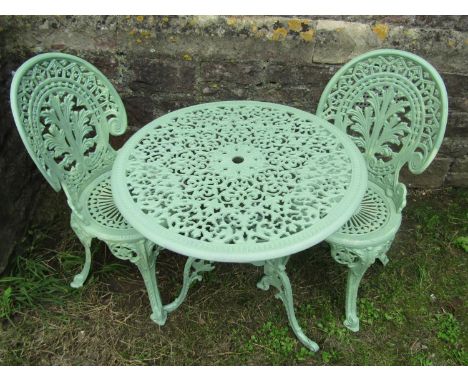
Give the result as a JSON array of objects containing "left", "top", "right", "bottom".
[{"left": 0, "top": 188, "right": 467, "bottom": 365}]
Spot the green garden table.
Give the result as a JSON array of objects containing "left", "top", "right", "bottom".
[{"left": 111, "top": 100, "right": 367, "bottom": 351}]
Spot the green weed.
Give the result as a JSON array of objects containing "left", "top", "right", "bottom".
[
  {"left": 244, "top": 321, "right": 314, "bottom": 364},
  {"left": 453, "top": 236, "right": 468, "bottom": 252},
  {"left": 1, "top": 188, "right": 467, "bottom": 365},
  {"left": 435, "top": 312, "right": 467, "bottom": 365},
  {"left": 383, "top": 309, "right": 405, "bottom": 326},
  {"left": 436, "top": 312, "right": 461, "bottom": 345},
  {"left": 411, "top": 352, "right": 434, "bottom": 366},
  {"left": 321, "top": 350, "right": 340, "bottom": 364},
  {"left": 0, "top": 287, "right": 13, "bottom": 320},
  {"left": 0, "top": 253, "right": 76, "bottom": 320},
  {"left": 359, "top": 298, "right": 381, "bottom": 325}
]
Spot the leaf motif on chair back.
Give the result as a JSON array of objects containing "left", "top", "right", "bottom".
[
  {"left": 10, "top": 53, "right": 127, "bottom": 211},
  {"left": 317, "top": 49, "right": 448, "bottom": 198}
]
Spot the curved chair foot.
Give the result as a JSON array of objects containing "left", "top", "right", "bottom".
[
  {"left": 343, "top": 316, "right": 360, "bottom": 332},
  {"left": 258, "top": 258, "right": 319, "bottom": 352},
  {"left": 378, "top": 253, "right": 390, "bottom": 266},
  {"left": 70, "top": 273, "right": 88, "bottom": 289},
  {"left": 330, "top": 239, "right": 393, "bottom": 332},
  {"left": 70, "top": 214, "right": 93, "bottom": 288},
  {"left": 108, "top": 240, "right": 167, "bottom": 326}
]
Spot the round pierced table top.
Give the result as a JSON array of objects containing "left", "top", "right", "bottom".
[{"left": 112, "top": 101, "right": 367, "bottom": 263}]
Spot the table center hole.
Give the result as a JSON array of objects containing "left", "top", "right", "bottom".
[{"left": 232, "top": 156, "right": 244, "bottom": 164}]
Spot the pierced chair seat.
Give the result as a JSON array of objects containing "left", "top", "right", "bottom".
[
  {"left": 78, "top": 171, "right": 143, "bottom": 242},
  {"left": 327, "top": 181, "right": 402, "bottom": 248}
]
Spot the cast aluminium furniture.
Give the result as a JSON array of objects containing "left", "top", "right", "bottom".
[
  {"left": 10, "top": 53, "right": 209, "bottom": 324},
  {"left": 10, "top": 49, "right": 448, "bottom": 353},
  {"left": 317, "top": 49, "right": 448, "bottom": 332},
  {"left": 111, "top": 100, "right": 368, "bottom": 351}
]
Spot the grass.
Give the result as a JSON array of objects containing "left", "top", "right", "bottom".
[{"left": 0, "top": 187, "right": 467, "bottom": 365}]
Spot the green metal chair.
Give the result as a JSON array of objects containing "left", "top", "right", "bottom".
[
  {"left": 9, "top": 52, "right": 169, "bottom": 324},
  {"left": 317, "top": 49, "right": 448, "bottom": 331}
]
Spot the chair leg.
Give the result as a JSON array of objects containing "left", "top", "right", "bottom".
[
  {"left": 330, "top": 240, "right": 393, "bottom": 332},
  {"left": 256, "top": 257, "right": 320, "bottom": 352},
  {"left": 377, "top": 253, "right": 390, "bottom": 266},
  {"left": 107, "top": 240, "right": 167, "bottom": 325},
  {"left": 69, "top": 214, "right": 93, "bottom": 289}
]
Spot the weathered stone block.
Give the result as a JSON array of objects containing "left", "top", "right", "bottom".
[
  {"left": 400, "top": 157, "right": 452, "bottom": 188},
  {"left": 446, "top": 111, "right": 468, "bottom": 137},
  {"left": 446, "top": 173, "right": 468, "bottom": 187},
  {"left": 122, "top": 95, "right": 158, "bottom": 130},
  {"left": 81, "top": 52, "right": 118, "bottom": 79},
  {"left": 152, "top": 95, "right": 200, "bottom": 117},
  {"left": 200, "top": 83, "right": 248, "bottom": 99},
  {"left": 0, "top": 129, "right": 44, "bottom": 273},
  {"left": 129, "top": 58, "right": 196, "bottom": 93},
  {"left": 313, "top": 20, "right": 380, "bottom": 64},
  {"left": 439, "top": 137, "right": 468, "bottom": 159},
  {"left": 451, "top": 156, "right": 468, "bottom": 173},
  {"left": 446, "top": 156, "right": 468, "bottom": 187},
  {"left": 265, "top": 63, "right": 339, "bottom": 87},
  {"left": 440, "top": 72, "right": 468, "bottom": 114},
  {"left": 0, "top": 54, "right": 44, "bottom": 273},
  {"left": 385, "top": 27, "right": 468, "bottom": 75},
  {"left": 413, "top": 15, "right": 468, "bottom": 32},
  {"left": 200, "top": 61, "right": 265, "bottom": 86}
]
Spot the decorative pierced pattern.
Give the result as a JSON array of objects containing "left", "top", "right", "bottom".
[
  {"left": 330, "top": 239, "right": 393, "bottom": 268},
  {"left": 122, "top": 102, "right": 355, "bottom": 245},
  {"left": 86, "top": 174, "right": 131, "bottom": 230},
  {"left": 339, "top": 187, "right": 389, "bottom": 235},
  {"left": 12, "top": 54, "right": 126, "bottom": 207},
  {"left": 317, "top": 51, "right": 447, "bottom": 189},
  {"left": 108, "top": 242, "right": 140, "bottom": 261}
]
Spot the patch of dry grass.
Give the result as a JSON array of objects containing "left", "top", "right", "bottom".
[{"left": 0, "top": 188, "right": 467, "bottom": 365}]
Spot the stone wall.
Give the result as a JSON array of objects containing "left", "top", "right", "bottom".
[{"left": 0, "top": 15, "right": 467, "bottom": 272}]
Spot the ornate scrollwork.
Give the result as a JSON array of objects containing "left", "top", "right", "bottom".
[
  {"left": 124, "top": 103, "right": 355, "bottom": 246},
  {"left": 12, "top": 54, "right": 126, "bottom": 209},
  {"left": 256, "top": 258, "right": 320, "bottom": 352},
  {"left": 330, "top": 240, "right": 393, "bottom": 269},
  {"left": 164, "top": 258, "right": 215, "bottom": 313},
  {"left": 107, "top": 240, "right": 160, "bottom": 264},
  {"left": 107, "top": 242, "right": 141, "bottom": 262},
  {"left": 318, "top": 52, "right": 447, "bottom": 191}
]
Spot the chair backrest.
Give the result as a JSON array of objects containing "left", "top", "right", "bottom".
[
  {"left": 317, "top": 49, "right": 448, "bottom": 193},
  {"left": 10, "top": 52, "right": 127, "bottom": 211}
]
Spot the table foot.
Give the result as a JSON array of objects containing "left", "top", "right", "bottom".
[
  {"left": 258, "top": 258, "right": 319, "bottom": 352},
  {"left": 164, "top": 257, "right": 215, "bottom": 313}
]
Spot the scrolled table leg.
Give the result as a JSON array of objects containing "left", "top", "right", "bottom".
[
  {"left": 257, "top": 257, "right": 319, "bottom": 352},
  {"left": 164, "top": 257, "right": 215, "bottom": 313}
]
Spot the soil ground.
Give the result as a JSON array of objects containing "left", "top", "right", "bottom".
[{"left": 0, "top": 187, "right": 466, "bottom": 365}]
